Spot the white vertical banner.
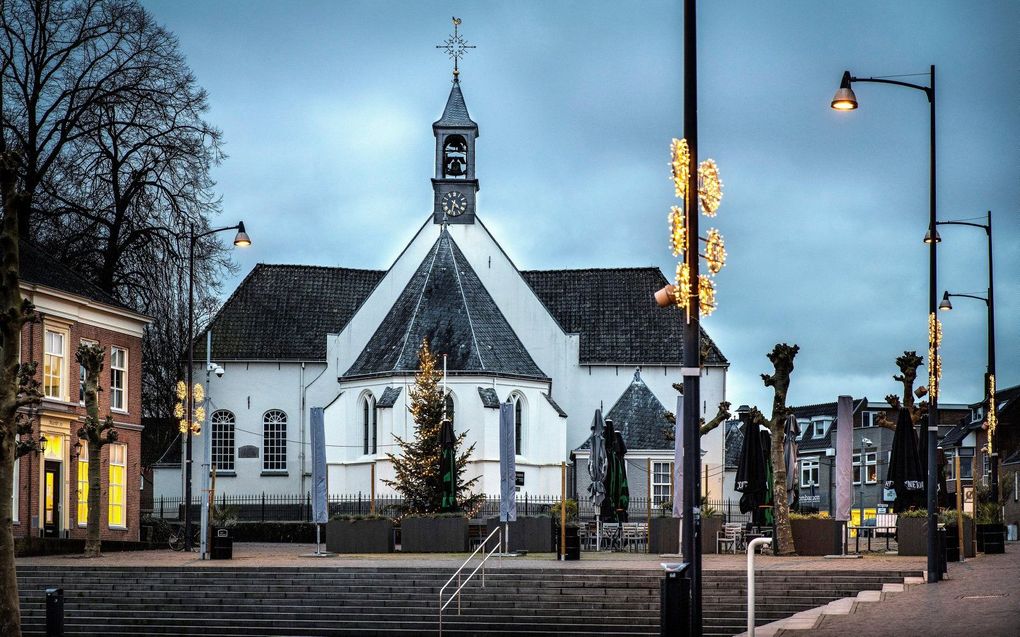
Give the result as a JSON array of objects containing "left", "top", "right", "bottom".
[
  {"left": 834, "top": 395, "right": 853, "bottom": 521},
  {"left": 672, "top": 395, "right": 684, "bottom": 519}
]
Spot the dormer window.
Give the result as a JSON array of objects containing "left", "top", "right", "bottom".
[
  {"left": 812, "top": 419, "right": 827, "bottom": 438},
  {"left": 443, "top": 135, "right": 468, "bottom": 178}
]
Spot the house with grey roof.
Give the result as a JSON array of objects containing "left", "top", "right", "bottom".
[{"left": 153, "top": 73, "right": 729, "bottom": 501}]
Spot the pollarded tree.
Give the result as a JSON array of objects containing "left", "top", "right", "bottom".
[
  {"left": 76, "top": 343, "right": 119, "bottom": 558},
  {"left": 875, "top": 351, "right": 927, "bottom": 430},
  {"left": 384, "top": 338, "right": 481, "bottom": 515},
  {"left": 755, "top": 343, "right": 800, "bottom": 556}
]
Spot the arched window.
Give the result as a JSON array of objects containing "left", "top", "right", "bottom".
[
  {"left": 510, "top": 393, "right": 526, "bottom": 455},
  {"left": 362, "top": 394, "right": 377, "bottom": 455},
  {"left": 263, "top": 410, "right": 287, "bottom": 471},
  {"left": 443, "top": 135, "right": 468, "bottom": 178},
  {"left": 211, "top": 410, "right": 236, "bottom": 472}
]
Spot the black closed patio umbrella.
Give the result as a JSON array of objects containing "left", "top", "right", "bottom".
[
  {"left": 735, "top": 419, "right": 768, "bottom": 524},
  {"left": 600, "top": 420, "right": 630, "bottom": 523},
  {"left": 439, "top": 416, "right": 457, "bottom": 512},
  {"left": 885, "top": 408, "right": 925, "bottom": 511}
]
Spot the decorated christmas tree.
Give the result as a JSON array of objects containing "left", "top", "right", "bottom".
[{"left": 385, "top": 338, "right": 481, "bottom": 515}]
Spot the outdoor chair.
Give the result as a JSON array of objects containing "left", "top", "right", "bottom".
[
  {"left": 874, "top": 513, "right": 897, "bottom": 538},
  {"left": 717, "top": 522, "right": 743, "bottom": 554}
]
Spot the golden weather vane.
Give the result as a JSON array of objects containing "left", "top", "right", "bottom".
[{"left": 436, "top": 16, "right": 475, "bottom": 80}]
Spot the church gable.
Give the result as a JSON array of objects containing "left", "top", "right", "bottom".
[{"left": 344, "top": 230, "right": 546, "bottom": 380}]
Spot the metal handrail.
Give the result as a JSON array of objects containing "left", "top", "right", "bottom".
[
  {"left": 746, "top": 536, "right": 773, "bottom": 637},
  {"left": 438, "top": 526, "right": 502, "bottom": 634}
]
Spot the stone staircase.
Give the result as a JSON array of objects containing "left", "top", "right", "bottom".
[{"left": 16, "top": 566, "right": 920, "bottom": 636}]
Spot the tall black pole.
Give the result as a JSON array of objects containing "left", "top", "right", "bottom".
[
  {"left": 986, "top": 210, "right": 997, "bottom": 504},
  {"left": 682, "top": 0, "right": 703, "bottom": 633},
  {"left": 184, "top": 224, "right": 195, "bottom": 551},
  {"left": 925, "top": 63, "right": 939, "bottom": 583}
]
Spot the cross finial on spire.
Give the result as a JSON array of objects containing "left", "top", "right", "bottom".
[{"left": 436, "top": 16, "right": 475, "bottom": 81}]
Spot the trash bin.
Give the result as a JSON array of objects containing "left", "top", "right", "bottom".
[
  {"left": 660, "top": 562, "right": 690, "bottom": 637},
  {"left": 46, "top": 588, "right": 64, "bottom": 636},
  {"left": 211, "top": 527, "right": 233, "bottom": 560},
  {"left": 557, "top": 525, "right": 580, "bottom": 561}
]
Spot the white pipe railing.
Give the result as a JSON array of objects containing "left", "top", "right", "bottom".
[
  {"left": 439, "top": 526, "right": 502, "bottom": 635},
  {"left": 746, "top": 537, "right": 772, "bottom": 637}
]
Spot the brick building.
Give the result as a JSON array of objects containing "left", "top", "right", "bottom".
[{"left": 12, "top": 242, "right": 151, "bottom": 541}]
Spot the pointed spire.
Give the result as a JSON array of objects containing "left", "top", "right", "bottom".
[{"left": 434, "top": 80, "right": 477, "bottom": 129}]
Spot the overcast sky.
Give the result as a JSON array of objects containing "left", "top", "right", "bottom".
[{"left": 142, "top": 0, "right": 1018, "bottom": 412}]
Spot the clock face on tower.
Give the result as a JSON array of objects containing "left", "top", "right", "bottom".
[{"left": 441, "top": 191, "right": 468, "bottom": 217}]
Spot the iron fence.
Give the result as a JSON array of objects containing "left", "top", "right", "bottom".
[{"left": 151, "top": 492, "right": 752, "bottom": 525}]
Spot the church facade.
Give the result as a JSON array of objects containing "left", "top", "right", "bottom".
[{"left": 153, "top": 77, "right": 729, "bottom": 504}]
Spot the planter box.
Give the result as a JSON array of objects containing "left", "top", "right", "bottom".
[
  {"left": 326, "top": 519, "right": 394, "bottom": 553},
  {"left": 791, "top": 518, "right": 842, "bottom": 556},
  {"left": 486, "top": 516, "right": 553, "bottom": 553},
  {"left": 977, "top": 523, "right": 1006, "bottom": 554},
  {"left": 648, "top": 517, "right": 679, "bottom": 555},
  {"left": 943, "top": 518, "right": 976, "bottom": 561},
  {"left": 702, "top": 516, "right": 723, "bottom": 555},
  {"left": 896, "top": 517, "right": 929, "bottom": 556},
  {"left": 400, "top": 517, "right": 469, "bottom": 552}
]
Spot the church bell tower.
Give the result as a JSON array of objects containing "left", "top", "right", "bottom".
[{"left": 432, "top": 18, "right": 479, "bottom": 224}]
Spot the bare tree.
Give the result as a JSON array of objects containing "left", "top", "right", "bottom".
[
  {"left": 75, "top": 343, "right": 119, "bottom": 557},
  {"left": 756, "top": 343, "right": 800, "bottom": 556},
  {"left": 1, "top": 2, "right": 227, "bottom": 630},
  {"left": 875, "top": 351, "right": 928, "bottom": 430}
]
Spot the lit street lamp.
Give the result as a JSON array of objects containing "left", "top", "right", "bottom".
[
  {"left": 184, "top": 221, "right": 251, "bottom": 551},
  {"left": 831, "top": 65, "right": 941, "bottom": 583},
  {"left": 937, "top": 210, "right": 997, "bottom": 501}
]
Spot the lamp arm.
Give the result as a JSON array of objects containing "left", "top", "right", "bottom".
[
  {"left": 850, "top": 76, "right": 933, "bottom": 101},
  {"left": 946, "top": 292, "right": 989, "bottom": 305},
  {"left": 193, "top": 224, "right": 242, "bottom": 243},
  {"left": 935, "top": 220, "right": 990, "bottom": 234}
]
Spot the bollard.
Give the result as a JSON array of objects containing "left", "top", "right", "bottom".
[
  {"left": 746, "top": 537, "right": 773, "bottom": 637},
  {"left": 660, "top": 562, "right": 690, "bottom": 636},
  {"left": 45, "top": 587, "right": 64, "bottom": 636}
]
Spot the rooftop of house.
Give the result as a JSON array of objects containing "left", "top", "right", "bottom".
[
  {"left": 574, "top": 370, "right": 674, "bottom": 451},
  {"left": 18, "top": 240, "right": 138, "bottom": 314}
]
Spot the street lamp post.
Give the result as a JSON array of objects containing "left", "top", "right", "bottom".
[
  {"left": 938, "top": 210, "right": 996, "bottom": 501},
  {"left": 831, "top": 65, "right": 941, "bottom": 583},
  {"left": 183, "top": 221, "right": 250, "bottom": 551}
]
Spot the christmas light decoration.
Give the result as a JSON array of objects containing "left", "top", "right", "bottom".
[
  {"left": 927, "top": 312, "right": 942, "bottom": 399},
  {"left": 698, "top": 159, "right": 723, "bottom": 217},
  {"left": 174, "top": 382, "right": 206, "bottom": 434},
  {"left": 674, "top": 262, "right": 691, "bottom": 308},
  {"left": 698, "top": 275, "right": 716, "bottom": 316},
  {"left": 703, "top": 228, "right": 726, "bottom": 274},
  {"left": 670, "top": 138, "right": 690, "bottom": 199},
  {"left": 987, "top": 374, "right": 997, "bottom": 455},
  {"left": 669, "top": 206, "right": 685, "bottom": 257}
]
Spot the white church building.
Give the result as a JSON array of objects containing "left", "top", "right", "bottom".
[{"left": 153, "top": 75, "right": 729, "bottom": 505}]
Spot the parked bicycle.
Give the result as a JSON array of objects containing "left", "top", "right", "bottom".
[{"left": 168, "top": 524, "right": 200, "bottom": 551}]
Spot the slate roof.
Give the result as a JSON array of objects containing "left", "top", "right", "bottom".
[
  {"left": 434, "top": 80, "right": 477, "bottom": 129},
  {"left": 939, "top": 418, "right": 977, "bottom": 448},
  {"left": 478, "top": 387, "right": 500, "bottom": 409},
  {"left": 18, "top": 241, "right": 136, "bottom": 313},
  {"left": 575, "top": 370, "right": 672, "bottom": 451},
  {"left": 521, "top": 268, "right": 726, "bottom": 366},
  {"left": 195, "top": 264, "right": 384, "bottom": 360},
  {"left": 376, "top": 387, "right": 402, "bottom": 408},
  {"left": 544, "top": 393, "right": 568, "bottom": 418},
  {"left": 724, "top": 419, "right": 744, "bottom": 470},
  {"left": 792, "top": 399, "right": 868, "bottom": 452},
  {"left": 344, "top": 231, "right": 546, "bottom": 380}
]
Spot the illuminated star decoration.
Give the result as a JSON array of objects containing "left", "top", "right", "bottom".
[
  {"left": 435, "top": 17, "right": 476, "bottom": 80},
  {"left": 668, "top": 138, "right": 727, "bottom": 318}
]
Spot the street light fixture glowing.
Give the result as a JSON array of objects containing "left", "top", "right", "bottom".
[
  {"left": 923, "top": 227, "right": 941, "bottom": 244},
  {"left": 233, "top": 221, "right": 252, "bottom": 247},
  {"left": 939, "top": 292, "right": 952, "bottom": 311},
  {"left": 831, "top": 71, "right": 858, "bottom": 110}
]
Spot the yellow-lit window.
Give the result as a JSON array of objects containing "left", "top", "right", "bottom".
[
  {"left": 43, "top": 434, "right": 63, "bottom": 461},
  {"left": 108, "top": 444, "right": 126, "bottom": 528},
  {"left": 44, "top": 329, "right": 66, "bottom": 399},
  {"left": 77, "top": 444, "right": 89, "bottom": 526}
]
